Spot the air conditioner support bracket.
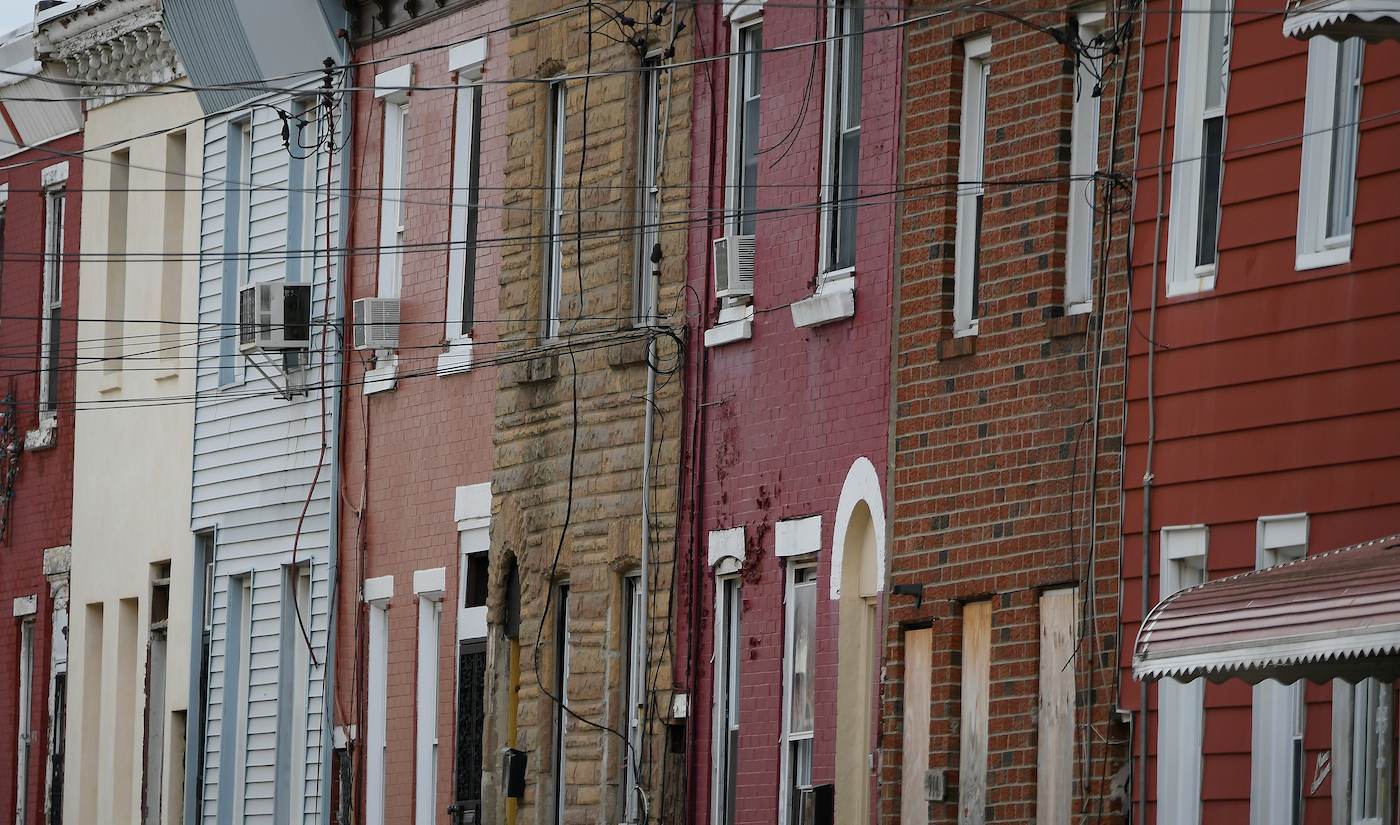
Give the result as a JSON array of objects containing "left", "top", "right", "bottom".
[{"left": 242, "top": 351, "right": 308, "bottom": 401}]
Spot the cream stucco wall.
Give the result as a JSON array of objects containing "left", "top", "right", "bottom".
[{"left": 64, "top": 83, "right": 203, "bottom": 825}]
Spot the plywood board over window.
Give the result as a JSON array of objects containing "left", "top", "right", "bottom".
[
  {"left": 959, "top": 601, "right": 991, "bottom": 825},
  {"left": 901, "top": 628, "right": 932, "bottom": 825},
  {"left": 1036, "top": 588, "right": 1078, "bottom": 825}
]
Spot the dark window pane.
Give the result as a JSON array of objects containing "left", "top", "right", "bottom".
[{"left": 1195, "top": 116, "right": 1224, "bottom": 268}]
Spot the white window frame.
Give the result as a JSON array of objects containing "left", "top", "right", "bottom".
[
  {"left": 220, "top": 120, "right": 252, "bottom": 387},
  {"left": 726, "top": 15, "right": 763, "bottom": 242},
  {"left": 817, "top": 0, "right": 863, "bottom": 289},
  {"left": 278, "top": 564, "right": 312, "bottom": 825},
  {"left": 620, "top": 573, "right": 645, "bottom": 822},
  {"left": 953, "top": 36, "right": 991, "bottom": 337},
  {"left": 230, "top": 576, "right": 253, "bottom": 825},
  {"left": 414, "top": 573, "right": 444, "bottom": 825},
  {"left": 377, "top": 99, "right": 409, "bottom": 299},
  {"left": 1333, "top": 678, "right": 1393, "bottom": 825},
  {"left": 635, "top": 58, "right": 664, "bottom": 326},
  {"left": 15, "top": 616, "right": 34, "bottom": 825},
  {"left": 1066, "top": 10, "right": 1105, "bottom": 314},
  {"left": 1250, "top": 514, "right": 1307, "bottom": 825},
  {"left": 1296, "top": 36, "right": 1364, "bottom": 271},
  {"left": 1166, "top": 0, "right": 1233, "bottom": 296},
  {"left": 446, "top": 41, "right": 487, "bottom": 368},
  {"left": 286, "top": 98, "right": 320, "bottom": 285},
  {"left": 711, "top": 575, "right": 741, "bottom": 825},
  {"left": 543, "top": 81, "right": 567, "bottom": 340},
  {"left": 38, "top": 181, "right": 65, "bottom": 426},
  {"left": 778, "top": 564, "right": 816, "bottom": 825},
  {"left": 365, "top": 584, "right": 391, "bottom": 825},
  {"left": 1158, "top": 525, "right": 1207, "bottom": 825}
]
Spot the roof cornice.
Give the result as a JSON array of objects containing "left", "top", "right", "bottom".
[{"left": 34, "top": 0, "right": 182, "bottom": 108}]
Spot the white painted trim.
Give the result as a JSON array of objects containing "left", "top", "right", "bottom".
[
  {"left": 1257, "top": 513, "right": 1308, "bottom": 560},
  {"left": 1296, "top": 36, "right": 1362, "bottom": 271},
  {"left": 373, "top": 63, "right": 414, "bottom": 101},
  {"left": 40, "top": 161, "right": 69, "bottom": 187},
  {"left": 414, "top": 596, "right": 441, "bottom": 825},
  {"left": 1157, "top": 525, "right": 1207, "bottom": 825},
  {"left": 413, "top": 567, "right": 447, "bottom": 600},
  {"left": 1065, "top": 10, "right": 1104, "bottom": 312},
  {"left": 363, "top": 575, "right": 394, "bottom": 605},
  {"left": 953, "top": 37, "right": 991, "bottom": 335},
  {"left": 708, "top": 527, "right": 746, "bottom": 575},
  {"left": 448, "top": 38, "right": 488, "bottom": 75},
  {"left": 12, "top": 594, "right": 36, "bottom": 617},
  {"left": 829, "top": 456, "right": 885, "bottom": 600},
  {"left": 437, "top": 342, "right": 474, "bottom": 375},
  {"left": 455, "top": 482, "right": 492, "bottom": 528},
  {"left": 1250, "top": 514, "right": 1307, "bottom": 825},
  {"left": 790, "top": 280, "right": 855, "bottom": 328},
  {"left": 363, "top": 355, "right": 399, "bottom": 395},
  {"left": 775, "top": 515, "right": 822, "bottom": 558},
  {"left": 367, "top": 600, "right": 389, "bottom": 825},
  {"left": 725, "top": 0, "right": 764, "bottom": 21},
  {"left": 704, "top": 304, "right": 755, "bottom": 347},
  {"left": 446, "top": 79, "right": 482, "bottom": 347}
]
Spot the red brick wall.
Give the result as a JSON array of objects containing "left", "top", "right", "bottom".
[
  {"left": 677, "top": 1, "right": 902, "bottom": 822},
  {"left": 0, "top": 135, "right": 81, "bottom": 825},
  {"left": 1120, "top": 10, "right": 1400, "bottom": 823},
  {"left": 335, "top": 7, "right": 506, "bottom": 822},
  {"left": 880, "top": 7, "right": 1137, "bottom": 824}
]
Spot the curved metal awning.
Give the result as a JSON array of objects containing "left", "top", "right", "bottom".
[
  {"left": 1134, "top": 533, "right": 1400, "bottom": 685},
  {"left": 1283, "top": 0, "right": 1400, "bottom": 41}
]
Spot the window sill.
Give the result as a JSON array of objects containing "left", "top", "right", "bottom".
[
  {"left": 1296, "top": 245, "right": 1351, "bottom": 272},
  {"left": 791, "top": 276, "right": 855, "bottom": 329},
  {"left": 437, "top": 340, "right": 474, "bottom": 376},
  {"left": 24, "top": 417, "right": 56, "bottom": 451},
  {"left": 153, "top": 368, "right": 180, "bottom": 383},
  {"left": 98, "top": 372, "right": 122, "bottom": 395},
  {"left": 1045, "top": 312, "right": 1089, "bottom": 339},
  {"left": 608, "top": 338, "right": 651, "bottom": 368},
  {"left": 704, "top": 304, "right": 754, "bottom": 348},
  {"left": 938, "top": 335, "right": 976, "bottom": 361},
  {"left": 1167, "top": 270, "right": 1216, "bottom": 298},
  {"left": 363, "top": 353, "right": 399, "bottom": 396}
]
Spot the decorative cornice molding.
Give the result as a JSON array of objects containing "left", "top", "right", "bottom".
[{"left": 35, "top": 0, "right": 182, "bottom": 108}]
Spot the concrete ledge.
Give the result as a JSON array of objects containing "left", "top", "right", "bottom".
[
  {"left": 437, "top": 341, "right": 473, "bottom": 376},
  {"left": 414, "top": 567, "right": 447, "bottom": 600},
  {"left": 775, "top": 515, "right": 822, "bottom": 558},
  {"left": 363, "top": 575, "right": 394, "bottom": 605},
  {"left": 363, "top": 355, "right": 399, "bottom": 395},
  {"left": 704, "top": 316, "right": 753, "bottom": 347},
  {"left": 708, "top": 527, "right": 746, "bottom": 574},
  {"left": 12, "top": 595, "right": 36, "bottom": 617},
  {"left": 791, "top": 286, "right": 855, "bottom": 329}
]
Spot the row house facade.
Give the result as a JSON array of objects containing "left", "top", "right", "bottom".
[
  {"left": 33, "top": 3, "right": 203, "bottom": 825},
  {"left": 481, "top": 0, "right": 693, "bottom": 820},
  {"left": 1120, "top": 2, "right": 1400, "bottom": 824},
  {"left": 0, "top": 14, "right": 83, "bottom": 825},
  {"left": 333, "top": 1, "right": 507, "bottom": 824},
  {"left": 678, "top": 0, "right": 903, "bottom": 822},
  {"left": 882, "top": 3, "right": 1138, "bottom": 824},
  {"left": 161, "top": 1, "right": 351, "bottom": 823}
]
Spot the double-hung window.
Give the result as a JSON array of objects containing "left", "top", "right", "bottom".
[
  {"left": 1066, "top": 12, "right": 1104, "bottom": 313},
  {"left": 953, "top": 37, "right": 991, "bottom": 336},
  {"left": 220, "top": 121, "right": 252, "bottom": 386},
  {"left": 15, "top": 616, "right": 34, "bottom": 825},
  {"left": 1158, "top": 526, "right": 1208, "bottom": 825},
  {"left": 1334, "top": 678, "right": 1394, "bottom": 825},
  {"left": 552, "top": 582, "right": 571, "bottom": 825},
  {"left": 285, "top": 98, "right": 319, "bottom": 284},
  {"left": 365, "top": 579, "right": 391, "bottom": 825},
  {"left": 635, "top": 60, "right": 664, "bottom": 325},
  {"left": 1166, "top": 0, "right": 1232, "bottom": 295},
  {"left": 1250, "top": 515, "right": 1307, "bottom": 825},
  {"left": 39, "top": 168, "right": 67, "bottom": 426},
  {"left": 543, "top": 81, "right": 567, "bottom": 339},
  {"left": 819, "top": 0, "right": 862, "bottom": 285},
  {"left": 712, "top": 576, "right": 741, "bottom": 825},
  {"left": 779, "top": 566, "right": 816, "bottom": 825},
  {"left": 728, "top": 19, "right": 762, "bottom": 240},
  {"left": 375, "top": 64, "right": 413, "bottom": 299},
  {"left": 1297, "top": 37, "right": 1363, "bottom": 270},
  {"left": 447, "top": 40, "right": 487, "bottom": 359},
  {"left": 621, "top": 574, "right": 645, "bottom": 822}
]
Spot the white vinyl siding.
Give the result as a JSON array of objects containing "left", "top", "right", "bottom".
[
  {"left": 192, "top": 85, "right": 340, "bottom": 825},
  {"left": 1065, "top": 11, "right": 1104, "bottom": 314},
  {"left": 543, "top": 82, "right": 567, "bottom": 339},
  {"left": 779, "top": 566, "right": 816, "bottom": 825},
  {"left": 1158, "top": 526, "right": 1207, "bottom": 825},
  {"left": 953, "top": 36, "right": 991, "bottom": 336},
  {"left": 1166, "top": 0, "right": 1232, "bottom": 296},
  {"left": 819, "top": 0, "right": 862, "bottom": 282},
  {"left": 711, "top": 577, "right": 741, "bottom": 825},
  {"left": 1297, "top": 37, "right": 1363, "bottom": 270},
  {"left": 1250, "top": 515, "right": 1307, "bottom": 825}
]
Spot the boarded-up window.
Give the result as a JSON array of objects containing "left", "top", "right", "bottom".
[
  {"left": 1036, "top": 588, "right": 1077, "bottom": 825},
  {"left": 959, "top": 601, "right": 991, "bottom": 825},
  {"left": 901, "top": 628, "right": 933, "bottom": 825}
]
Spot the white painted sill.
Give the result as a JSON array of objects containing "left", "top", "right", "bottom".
[
  {"left": 1065, "top": 301, "right": 1092, "bottom": 317},
  {"left": 363, "top": 352, "right": 399, "bottom": 396},
  {"left": 791, "top": 270, "right": 855, "bottom": 329},
  {"left": 437, "top": 338, "right": 474, "bottom": 376},
  {"left": 953, "top": 319, "right": 978, "bottom": 339},
  {"left": 1296, "top": 243, "right": 1351, "bottom": 272},
  {"left": 24, "top": 414, "right": 56, "bottom": 451},
  {"left": 1166, "top": 270, "right": 1217, "bottom": 298},
  {"left": 704, "top": 304, "right": 754, "bottom": 348}
]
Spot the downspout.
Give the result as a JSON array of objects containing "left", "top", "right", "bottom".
[{"left": 1139, "top": 0, "right": 1174, "bottom": 821}]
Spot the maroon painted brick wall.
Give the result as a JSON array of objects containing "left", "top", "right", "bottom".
[
  {"left": 879, "top": 8, "right": 1138, "bottom": 824},
  {"left": 676, "top": 2, "right": 902, "bottom": 822},
  {"left": 335, "top": 6, "right": 506, "bottom": 822},
  {"left": 0, "top": 134, "right": 81, "bottom": 825}
]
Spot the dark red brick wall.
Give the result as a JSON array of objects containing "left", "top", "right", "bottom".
[
  {"left": 0, "top": 134, "right": 81, "bottom": 825},
  {"left": 335, "top": 7, "right": 506, "bottom": 821},
  {"left": 676, "top": 2, "right": 902, "bottom": 822},
  {"left": 879, "top": 7, "right": 1137, "bottom": 824}
]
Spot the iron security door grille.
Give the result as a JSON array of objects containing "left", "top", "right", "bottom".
[{"left": 452, "top": 640, "right": 487, "bottom": 822}]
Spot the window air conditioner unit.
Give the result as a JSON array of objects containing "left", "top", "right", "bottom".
[
  {"left": 352, "top": 297, "right": 401, "bottom": 350},
  {"left": 712, "top": 234, "right": 755, "bottom": 300},
  {"left": 238, "top": 279, "right": 312, "bottom": 353}
]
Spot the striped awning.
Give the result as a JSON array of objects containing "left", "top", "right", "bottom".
[
  {"left": 1283, "top": 0, "right": 1400, "bottom": 40},
  {"left": 1134, "top": 533, "right": 1400, "bottom": 684}
]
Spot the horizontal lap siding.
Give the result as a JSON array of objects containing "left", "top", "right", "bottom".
[
  {"left": 1121, "top": 7, "right": 1400, "bottom": 823},
  {"left": 193, "top": 86, "right": 342, "bottom": 825}
]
